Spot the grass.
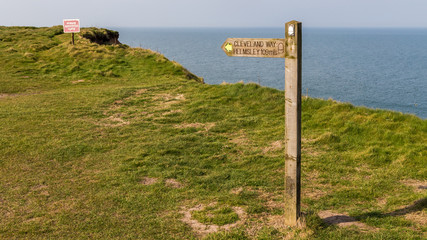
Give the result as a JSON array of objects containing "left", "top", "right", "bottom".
[
  {"left": 0, "top": 26, "right": 426, "bottom": 239},
  {"left": 192, "top": 205, "right": 240, "bottom": 226}
]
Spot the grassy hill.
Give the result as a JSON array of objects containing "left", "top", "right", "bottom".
[{"left": 0, "top": 26, "right": 426, "bottom": 239}]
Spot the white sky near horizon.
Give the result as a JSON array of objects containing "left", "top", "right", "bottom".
[{"left": 1, "top": 0, "right": 427, "bottom": 28}]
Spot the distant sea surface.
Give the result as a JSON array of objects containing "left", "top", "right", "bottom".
[{"left": 111, "top": 27, "right": 427, "bottom": 119}]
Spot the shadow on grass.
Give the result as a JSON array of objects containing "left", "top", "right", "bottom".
[
  {"left": 322, "top": 214, "right": 359, "bottom": 225},
  {"left": 355, "top": 198, "right": 427, "bottom": 220}
]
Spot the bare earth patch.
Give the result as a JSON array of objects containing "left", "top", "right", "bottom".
[
  {"left": 401, "top": 179, "right": 427, "bottom": 192},
  {"left": 230, "top": 187, "right": 243, "bottom": 195},
  {"left": 139, "top": 177, "right": 158, "bottom": 185},
  {"left": 165, "top": 179, "right": 183, "bottom": 189},
  {"left": 71, "top": 79, "right": 85, "bottom": 84},
  {"left": 318, "top": 210, "right": 377, "bottom": 232},
  {"left": 180, "top": 204, "right": 247, "bottom": 237}
]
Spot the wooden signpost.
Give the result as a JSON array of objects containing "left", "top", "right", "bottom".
[
  {"left": 63, "top": 19, "right": 80, "bottom": 45},
  {"left": 221, "top": 20, "right": 302, "bottom": 226},
  {"left": 221, "top": 38, "right": 285, "bottom": 58}
]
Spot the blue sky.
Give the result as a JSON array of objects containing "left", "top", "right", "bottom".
[{"left": 1, "top": 0, "right": 427, "bottom": 28}]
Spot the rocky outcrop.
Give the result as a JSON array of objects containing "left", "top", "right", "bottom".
[{"left": 81, "top": 28, "right": 121, "bottom": 45}]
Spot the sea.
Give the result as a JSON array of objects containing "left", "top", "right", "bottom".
[{"left": 110, "top": 27, "right": 427, "bottom": 119}]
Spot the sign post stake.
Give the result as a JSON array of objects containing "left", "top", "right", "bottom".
[
  {"left": 284, "top": 20, "right": 302, "bottom": 227},
  {"left": 63, "top": 19, "right": 80, "bottom": 45},
  {"left": 220, "top": 21, "right": 303, "bottom": 227}
]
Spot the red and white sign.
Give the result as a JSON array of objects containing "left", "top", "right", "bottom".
[{"left": 63, "top": 19, "right": 80, "bottom": 33}]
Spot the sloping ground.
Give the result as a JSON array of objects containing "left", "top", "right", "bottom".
[{"left": 0, "top": 26, "right": 426, "bottom": 239}]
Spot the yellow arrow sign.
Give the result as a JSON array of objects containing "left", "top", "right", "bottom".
[
  {"left": 221, "top": 38, "right": 285, "bottom": 58},
  {"left": 224, "top": 42, "right": 233, "bottom": 52}
]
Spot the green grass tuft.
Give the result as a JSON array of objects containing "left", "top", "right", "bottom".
[{"left": 192, "top": 205, "right": 240, "bottom": 226}]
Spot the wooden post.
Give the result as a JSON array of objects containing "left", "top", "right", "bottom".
[
  {"left": 284, "top": 20, "right": 302, "bottom": 226},
  {"left": 219, "top": 22, "right": 303, "bottom": 226},
  {"left": 71, "top": 33, "right": 75, "bottom": 45}
]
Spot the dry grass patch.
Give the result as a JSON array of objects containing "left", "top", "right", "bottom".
[
  {"left": 262, "top": 140, "right": 284, "bottom": 154},
  {"left": 47, "top": 198, "right": 78, "bottom": 215},
  {"left": 165, "top": 179, "right": 184, "bottom": 189},
  {"left": 237, "top": 187, "right": 284, "bottom": 211},
  {"left": 151, "top": 93, "right": 186, "bottom": 111},
  {"left": 134, "top": 88, "right": 148, "bottom": 95},
  {"left": 97, "top": 88, "right": 153, "bottom": 127},
  {"left": 267, "top": 215, "right": 285, "bottom": 230},
  {"left": 139, "top": 177, "right": 159, "bottom": 186},
  {"left": 404, "top": 211, "right": 427, "bottom": 227},
  {"left": 265, "top": 215, "right": 313, "bottom": 239},
  {"left": 71, "top": 79, "right": 85, "bottom": 84},
  {"left": 401, "top": 179, "right": 427, "bottom": 193},
  {"left": 180, "top": 203, "right": 247, "bottom": 238},
  {"left": 262, "top": 193, "right": 284, "bottom": 210},
  {"left": 229, "top": 130, "right": 250, "bottom": 146},
  {"left": 96, "top": 115, "right": 130, "bottom": 127},
  {"left": 162, "top": 109, "right": 183, "bottom": 116},
  {"left": 302, "top": 137, "right": 326, "bottom": 157},
  {"left": 31, "top": 184, "right": 50, "bottom": 196},
  {"left": 387, "top": 198, "right": 426, "bottom": 217},
  {"left": 302, "top": 145, "right": 325, "bottom": 157},
  {"left": 153, "top": 93, "right": 185, "bottom": 102},
  {"left": 376, "top": 197, "right": 388, "bottom": 207},
  {"left": 174, "top": 122, "right": 215, "bottom": 132},
  {"left": 303, "top": 187, "right": 328, "bottom": 200},
  {"left": 121, "top": 88, "right": 149, "bottom": 102},
  {"left": 230, "top": 187, "right": 244, "bottom": 195},
  {"left": 302, "top": 170, "right": 331, "bottom": 200},
  {"left": 0, "top": 92, "right": 40, "bottom": 99},
  {"left": 107, "top": 115, "right": 129, "bottom": 125}
]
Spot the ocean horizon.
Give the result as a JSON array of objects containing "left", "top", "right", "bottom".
[{"left": 110, "top": 27, "right": 427, "bottom": 119}]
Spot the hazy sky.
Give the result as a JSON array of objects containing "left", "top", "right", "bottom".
[{"left": 2, "top": 0, "right": 427, "bottom": 28}]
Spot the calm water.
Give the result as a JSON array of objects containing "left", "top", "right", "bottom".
[{"left": 112, "top": 27, "right": 427, "bottom": 119}]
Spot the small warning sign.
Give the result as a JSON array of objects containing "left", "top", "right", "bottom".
[{"left": 63, "top": 19, "right": 80, "bottom": 33}]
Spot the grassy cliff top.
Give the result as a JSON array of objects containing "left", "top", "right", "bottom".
[{"left": 0, "top": 26, "right": 426, "bottom": 239}]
